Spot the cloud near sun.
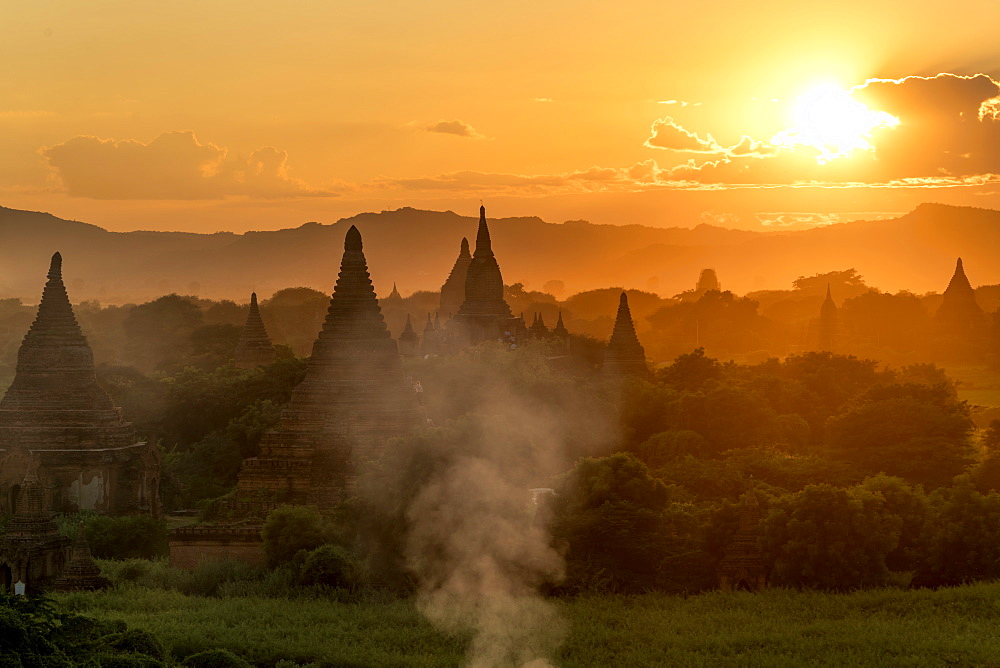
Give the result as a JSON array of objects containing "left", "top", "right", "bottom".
[
  {"left": 661, "top": 73, "right": 1000, "bottom": 187},
  {"left": 374, "top": 73, "right": 1000, "bottom": 197},
  {"left": 40, "top": 131, "right": 335, "bottom": 199}
]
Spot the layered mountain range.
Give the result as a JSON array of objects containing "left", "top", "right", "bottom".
[{"left": 0, "top": 202, "right": 997, "bottom": 304}]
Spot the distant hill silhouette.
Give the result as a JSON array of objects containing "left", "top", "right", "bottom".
[{"left": 0, "top": 203, "right": 997, "bottom": 304}]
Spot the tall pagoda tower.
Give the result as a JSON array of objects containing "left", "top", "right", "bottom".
[
  {"left": 602, "top": 292, "right": 649, "bottom": 377},
  {"left": 440, "top": 237, "right": 472, "bottom": 318},
  {"left": 0, "top": 253, "right": 160, "bottom": 516},
  {"left": 817, "top": 284, "right": 838, "bottom": 351},
  {"left": 452, "top": 206, "right": 521, "bottom": 345},
  {"left": 231, "top": 226, "right": 420, "bottom": 508},
  {"left": 234, "top": 292, "right": 276, "bottom": 369}
]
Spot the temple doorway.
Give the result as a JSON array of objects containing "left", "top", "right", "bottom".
[{"left": 1, "top": 564, "right": 11, "bottom": 593}]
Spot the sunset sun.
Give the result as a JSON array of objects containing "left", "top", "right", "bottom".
[{"left": 771, "top": 83, "right": 900, "bottom": 163}]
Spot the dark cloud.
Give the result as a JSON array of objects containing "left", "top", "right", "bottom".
[
  {"left": 40, "top": 131, "right": 333, "bottom": 199},
  {"left": 426, "top": 119, "right": 484, "bottom": 138},
  {"left": 850, "top": 73, "right": 1000, "bottom": 179}
]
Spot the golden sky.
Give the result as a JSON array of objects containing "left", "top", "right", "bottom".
[{"left": 2, "top": 1, "right": 1000, "bottom": 232}]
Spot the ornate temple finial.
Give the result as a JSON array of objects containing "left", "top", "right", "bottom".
[
  {"left": 345, "top": 225, "right": 363, "bottom": 251},
  {"left": 825, "top": 283, "right": 832, "bottom": 300},
  {"left": 48, "top": 252, "right": 63, "bottom": 280}
]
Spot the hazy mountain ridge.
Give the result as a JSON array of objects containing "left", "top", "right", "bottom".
[{"left": 0, "top": 202, "right": 996, "bottom": 304}]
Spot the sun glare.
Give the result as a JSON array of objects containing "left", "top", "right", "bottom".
[{"left": 771, "top": 83, "right": 899, "bottom": 164}]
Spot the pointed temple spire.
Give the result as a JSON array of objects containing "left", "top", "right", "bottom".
[
  {"left": 387, "top": 282, "right": 403, "bottom": 301},
  {"left": 230, "top": 224, "right": 419, "bottom": 509},
  {"left": 817, "top": 284, "right": 838, "bottom": 352},
  {"left": 398, "top": 314, "right": 419, "bottom": 357},
  {"left": 453, "top": 206, "right": 519, "bottom": 345},
  {"left": 936, "top": 257, "right": 985, "bottom": 332},
  {"left": 553, "top": 310, "right": 569, "bottom": 339},
  {"left": 234, "top": 292, "right": 276, "bottom": 369},
  {"left": 440, "top": 237, "right": 473, "bottom": 318},
  {"left": 0, "top": 253, "right": 159, "bottom": 517},
  {"left": 1, "top": 251, "right": 101, "bottom": 411},
  {"left": 530, "top": 312, "right": 549, "bottom": 338},
  {"left": 602, "top": 292, "right": 648, "bottom": 377},
  {"left": 474, "top": 205, "right": 494, "bottom": 258}
]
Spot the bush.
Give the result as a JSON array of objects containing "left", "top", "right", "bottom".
[
  {"left": 183, "top": 649, "right": 251, "bottom": 668},
  {"left": 86, "top": 516, "right": 169, "bottom": 560},
  {"left": 295, "top": 545, "right": 356, "bottom": 589},
  {"left": 261, "top": 506, "right": 332, "bottom": 569}
]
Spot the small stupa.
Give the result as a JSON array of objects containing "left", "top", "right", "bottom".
[{"left": 234, "top": 292, "right": 276, "bottom": 369}]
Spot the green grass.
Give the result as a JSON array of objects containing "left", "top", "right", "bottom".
[{"left": 53, "top": 582, "right": 1000, "bottom": 667}]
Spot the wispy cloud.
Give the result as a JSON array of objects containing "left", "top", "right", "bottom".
[{"left": 426, "top": 119, "right": 485, "bottom": 139}]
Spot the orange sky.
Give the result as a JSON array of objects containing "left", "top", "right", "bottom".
[{"left": 2, "top": 1, "right": 999, "bottom": 233}]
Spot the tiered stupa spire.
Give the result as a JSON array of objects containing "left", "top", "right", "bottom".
[
  {"left": 232, "top": 226, "right": 419, "bottom": 508},
  {"left": 817, "top": 284, "right": 838, "bottom": 351},
  {"left": 553, "top": 311, "right": 569, "bottom": 338},
  {"left": 398, "top": 314, "right": 419, "bottom": 357},
  {"left": 440, "top": 238, "right": 472, "bottom": 318},
  {"left": 234, "top": 292, "right": 276, "bottom": 369},
  {"left": 602, "top": 292, "right": 648, "bottom": 377},
  {"left": 0, "top": 253, "right": 114, "bottom": 414},
  {"left": 451, "top": 206, "right": 522, "bottom": 345},
  {"left": 936, "top": 258, "right": 984, "bottom": 327},
  {"left": 458, "top": 207, "right": 513, "bottom": 319},
  {"left": 0, "top": 253, "right": 158, "bottom": 516}
]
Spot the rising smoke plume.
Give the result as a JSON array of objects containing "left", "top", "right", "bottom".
[{"left": 359, "top": 343, "right": 615, "bottom": 666}]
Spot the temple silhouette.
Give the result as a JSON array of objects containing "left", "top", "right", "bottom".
[
  {"left": 234, "top": 292, "right": 276, "bottom": 369},
  {"left": 0, "top": 253, "right": 160, "bottom": 517}
]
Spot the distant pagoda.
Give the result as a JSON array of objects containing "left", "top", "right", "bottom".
[
  {"left": 933, "top": 258, "right": 987, "bottom": 360},
  {"left": 602, "top": 292, "right": 648, "bottom": 377},
  {"left": 398, "top": 314, "right": 419, "bottom": 357},
  {"left": 553, "top": 311, "right": 569, "bottom": 339},
  {"left": 452, "top": 206, "right": 522, "bottom": 345},
  {"left": 385, "top": 282, "right": 403, "bottom": 303},
  {"left": 717, "top": 488, "right": 767, "bottom": 592},
  {"left": 696, "top": 268, "right": 721, "bottom": 293},
  {"left": 530, "top": 312, "right": 549, "bottom": 338},
  {"left": 0, "top": 253, "right": 160, "bottom": 516},
  {"left": 234, "top": 292, "right": 276, "bottom": 369},
  {"left": 231, "top": 226, "right": 420, "bottom": 509},
  {"left": 936, "top": 258, "right": 985, "bottom": 332},
  {"left": 440, "top": 237, "right": 472, "bottom": 318},
  {"left": 817, "top": 284, "right": 838, "bottom": 351},
  {"left": 52, "top": 522, "right": 109, "bottom": 592}
]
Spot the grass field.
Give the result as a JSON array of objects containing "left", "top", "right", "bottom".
[{"left": 55, "top": 582, "right": 1000, "bottom": 667}]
